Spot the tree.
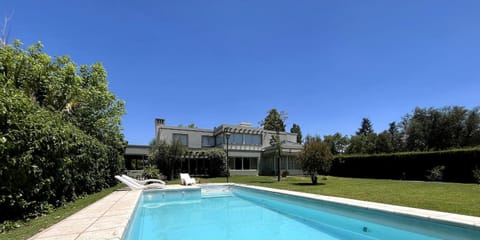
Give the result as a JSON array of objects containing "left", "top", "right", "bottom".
[
  {"left": 261, "top": 108, "right": 287, "bottom": 181},
  {"left": 347, "top": 118, "right": 377, "bottom": 154},
  {"left": 304, "top": 134, "right": 322, "bottom": 144},
  {"left": 356, "top": 118, "right": 374, "bottom": 136},
  {"left": 260, "top": 108, "right": 287, "bottom": 132},
  {"left": 150, "top": 140, "right": 186, "bottom": 180},
  {"left": 298, "top": 141, "right": 333, "bottom": 184},
  {"left": 290, "top": 123, "right": 302, "bottom": 144},
  {"left": 0, "top": 40, "right": 125, "bottom": 221},
  {"left": 323, "top": 132, "right": 349, "bottom": 155},
  {"left": 376, "top": 131, "right": 394, "bottom": 153},
  {"left": 463, "top": 107, "right": 480, "bottom": 146}
]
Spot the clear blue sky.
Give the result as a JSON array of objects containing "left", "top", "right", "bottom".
[{"left": 3, "top": 0, "right": 480, "bottom": 145}]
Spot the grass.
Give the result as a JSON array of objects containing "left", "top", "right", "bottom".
[
  {"left": 194, "top": 176, "right": 480, "bottom": 217},
  {"left": 0, "top": 184, "right": 123, "bottom": 240}
]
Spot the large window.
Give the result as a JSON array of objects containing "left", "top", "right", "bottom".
[
  {"left": 288, "top": 156, "right": 300, "bottom": 169},
  {"left": 216, "top": 133, "right": 262, "bottom": 146},
  {"left": 229, "top": 157, "right": 258, "bottom": 170},
  {"left": 244, "top": 134, "right": 262, "bottom": 145},
  {"left": 230, "top": 134, "right": 244, "bottom": 145},
  {"left": 172, "top": 134, "right": 188, "bottom": 146},
  {"left": 202, "top": 136, "right": 215, "bottom": 147},
  {"left": 216, "top": 134, "right": 224, "bottom": 145},
  {"left": 234, "top": 157, "right": 243, "bottom": 170}
]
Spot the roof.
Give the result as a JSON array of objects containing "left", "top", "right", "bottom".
[{"left": 125, "top": 145, "right": 150, "bottom": 155}]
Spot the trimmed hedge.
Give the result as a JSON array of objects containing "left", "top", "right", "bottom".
[
  {"left": 0, "top": 87, "right": 117, "bottom": 222},
  {"left": 331, "top": 148, "right": 480, "bottom": 183}
]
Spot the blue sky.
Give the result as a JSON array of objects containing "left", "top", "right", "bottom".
[{"left": 3, "top": 0, "right": 480, "bottom": 145}]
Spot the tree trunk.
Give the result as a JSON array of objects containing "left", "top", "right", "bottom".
[{"left": 311, "top": 174, "right": 318, "bottom": 185}]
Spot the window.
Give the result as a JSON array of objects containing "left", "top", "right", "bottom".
[
  {"left": 172, "top": 134, "right": 188, "bottom": 146},
  {"left": 287, "top": 156, "right": 300, "bottom": 169},
  {"left": 230, "top": 134, "right": 243, "bottom": 145},
  {"left": 216, "top": 134, "right": 224, "bottom": 145},
  {"left": 227, "top": 157, "right": 258, "bottom": 170},
  {"left": 202, "top": 136, "right": 215, "bottom": 147},
  {"left": 228, "top": 157, "right": 234, "bottom": 169},
  {"left": 243, "top": 158, "right": 250, "bottom": 169},
  {"left": 234, "top": 157, "right": 242, "bottom": 170},
  {"left": 244, "top": 134, "right": 262, "bottom": 145},
  {"left": 250, "top": 158, "right": 258, "bottom": 169}
]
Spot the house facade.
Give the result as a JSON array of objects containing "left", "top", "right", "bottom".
[{"left": 155, "top": 118, "right": 303, "bottom": 176}]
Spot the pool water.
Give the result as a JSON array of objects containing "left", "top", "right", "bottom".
[{"left": 123, "top": 185, "right": 480, "bottom": 240}]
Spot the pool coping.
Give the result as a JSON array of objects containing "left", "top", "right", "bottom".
[{"left": 28, "top": 183, "right": 480, "bottom": 239}]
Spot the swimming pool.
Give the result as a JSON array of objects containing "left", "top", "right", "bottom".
[{"left": 123, "top": 185, "right": 480, "bottom": 240}]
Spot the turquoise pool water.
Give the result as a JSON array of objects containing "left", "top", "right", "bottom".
[{"left": 123, "top": 185, "right": 480, "bottom": 240}]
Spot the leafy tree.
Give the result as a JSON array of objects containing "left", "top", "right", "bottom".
[
  {"left": 376, "top": 131, "right": 394, "bottom": 153},
  {"left": 357, "top": 118, "right": 374, "bottom": 136},
  {"left": 290, "top": 123, "right": 302, "bottom": 144},
  {"left": 261, "top": 109, "right": 287, "bottom": 181},
  {"left": 298, "top": 141, "right": 333, "bottom": 184},
  {"left": 403, "top": 106, "right": 479, "bottom": 151},
  {"left": 150, "top": 140, "right": 186, "bottom": 180},
  {"left": 463, "top": 108, "right": 480, "bottom": 146},
  {"left": 0, "top": 40, "right": 125, "bottom": 221},
  {"left": 304, "top": 134, "right": 322, "bottom": 144},
  {"left": 260, "top": 108, "right": 287, "bottom": 132},
  {"left": 347, "top": 118, "right": 377, "bottom": 154},
  {"left": 323, "top": 132, "right": 350, "bottom": 155}
]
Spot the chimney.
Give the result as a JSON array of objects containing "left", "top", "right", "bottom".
[{"left": 155, "top": 118, "right": 165, "bottom": 126}]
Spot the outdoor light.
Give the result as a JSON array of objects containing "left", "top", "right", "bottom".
[{"left": 224, "top": 127, "right": 231, "bottom": 183}]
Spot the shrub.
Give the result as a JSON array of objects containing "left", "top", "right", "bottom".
[
  {"left": 473, "top": 167, "right": 480, "bottom": 184},
  {"left": 281, "top": 170, "right": 289, "bottom": 178},
  {"left": 143, "top": 167, "right": 161, "bottom": 179},
  {"left": 426, "top": 165, "right": 445, "bottom": 181},
  {"left": 331, "top": 148, "right": 480, "bottom": 183}
]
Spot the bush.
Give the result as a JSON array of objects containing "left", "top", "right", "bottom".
[
  {"left": 331, "top": 148, "right": 480, "bottom": 183},
  {"left": 142, "top": 167, "right": 161, "bottom": 179},
  {"left": 426, "top": 165, "right": 445, "bottom": 181},
  {"left": 0, "top": 87, "right": 117, "bottom": 222},
  {"left": 281, "top": 170, "right": 289, "bottom": 178},
  {"left": 473, "top": 167, "right": 480, "bottom": 184},
  {"left": 0, "top": 41, "right": 125, "bottom": 223}
]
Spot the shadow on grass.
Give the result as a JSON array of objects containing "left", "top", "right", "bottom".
[{"left": 292, "top": 182, "right": 326, "bottom": 186}]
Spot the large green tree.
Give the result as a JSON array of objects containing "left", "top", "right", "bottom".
[
  {"left": 0, "top": 40, "right": 125, "bottom": 221},
  {"left": 150, "top": 140, "right": 186, "bottom": 180},
  {"left": 347, "top": 118, "right": 377, "bottom": 154},
  {"left": 403, "top": 106, "right": 480, "bottom": 151},
  {"left": 260, "top": 108, "right": 287, "bottom": 132},
  {"left": 298, "top": 141, "right": 333, "bottom": 184},
  {"left": 261, "top": 109, "right": 287, "bottom": 181},
  {"left": 290, "top": 123, "right": 302, "bottom": 144},
  {"left": 323, "top": 132, "right": 350, "bottom": 155}
]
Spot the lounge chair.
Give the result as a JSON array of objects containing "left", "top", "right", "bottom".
[
  {"left": 122, "top": 174, "right": 166, "bottom": 185},
  {"left": 180, "top": 173, "right": 196, "bottom": 185},
  {"left": 115, "top": 175, "right": 164, "bottom": 190}
]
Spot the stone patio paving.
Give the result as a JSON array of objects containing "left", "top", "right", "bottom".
[{"left": 29, "top": 189, "right": 141, "bottom": 240}]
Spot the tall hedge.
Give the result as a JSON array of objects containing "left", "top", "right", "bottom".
[
  {"left": 0, "top": 41, "right": 125, "bottom": 222},
  {"left": 331, "top": 148, "right": 480, "bottom": 183}
]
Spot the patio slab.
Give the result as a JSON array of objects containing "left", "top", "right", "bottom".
[{"left": 29, "top": 189, "right": 142, "bottom": 240}]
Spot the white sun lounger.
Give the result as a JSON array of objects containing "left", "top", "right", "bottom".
[
  {"left": 122, "top": 174, "right": 166, "bottom": 185},
  {"left": 180, "top": 173, "right": 196, "bottom": 185},
  {"left": 115, "top": 175, "right": 164, "bottom": 190}
]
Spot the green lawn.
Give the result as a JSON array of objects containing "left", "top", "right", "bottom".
[
  {"left": 195, "top": 176, "right": 480, "bottom": 217},
  {"left": 0, "top": 184, "right": 123, "bottom": 240}
]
